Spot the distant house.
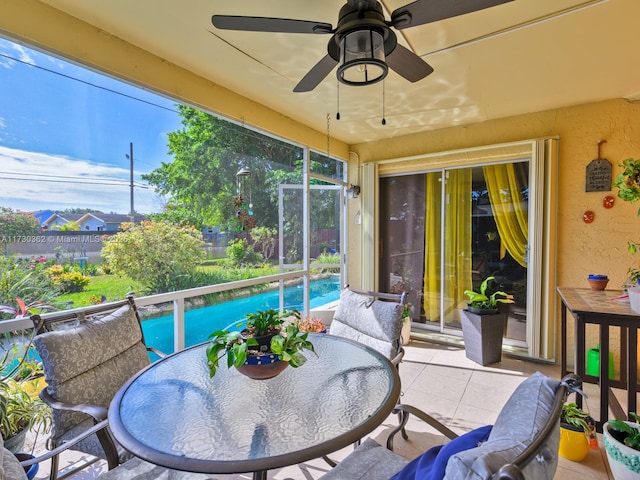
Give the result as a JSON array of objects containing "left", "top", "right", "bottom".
[
  {"left": 30, "top": 210, "right": 55, "bottom": 226},
  {"left": 40, "top": 213, "right": 146, "bottom": 232},
  {"left": 43, "top": 213, "right": 85, "bottom": 231},
  {"left": 80, "top": 213, "right": 146, "bottom": 231}
]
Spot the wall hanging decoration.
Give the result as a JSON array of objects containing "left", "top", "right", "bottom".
[
  {"left": 583, "top": 211, "right": 595, "bottom": 224},
  {"left": 585, "top": 140, "right": 612, "bottom": 192},
  {"left": 603, "top": 195, "right": 615, "bottom": 209}
]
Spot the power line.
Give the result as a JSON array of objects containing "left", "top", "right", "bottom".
[
  {"left": 0, "top": 170, "right": 147, "bottom": 185},
  {"left": 0, "top": 51, "right": 178, "bottom": 115},
  {"left": 0, "top": 175, "right": 151, "bottom": 189}
]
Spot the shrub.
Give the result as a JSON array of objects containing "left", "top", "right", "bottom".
[
  {"left": 0, "top": 257, "right": 57, "bottom": 318},
  {"left": 314, "top": 252, "right": 341, "bottom": 273},
  {"left": 226, "top": 239, "right": 263, "bottom": 267},
  {"left": 101, "top": 221, "right": 205, "bottom": 294},
  {"left": 51, "top": 271, "right": 91, "bottom": 293}
]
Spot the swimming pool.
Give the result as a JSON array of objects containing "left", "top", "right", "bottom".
[{"left": 141, "top": 276, "right": 340, "bottom": 354}]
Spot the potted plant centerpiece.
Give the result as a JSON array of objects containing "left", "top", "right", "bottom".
[
  {"left": 558, "top": 402, "right": 594, "bottom": 462},
  {"left": 206, "top": 308, "right": 316, "bottom": 380},
  {"left": 460, "top": 276, "right": 514, "bottom": 365},
  {"left": 604, "top": 412, "right": 640, "bottom": 479}
]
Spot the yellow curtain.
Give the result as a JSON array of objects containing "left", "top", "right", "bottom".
[
  {"left": 482, "top": 163, "right": 528, "bottom": 267},
  {"left": 423, "top": 173, "right": 441, "bottom": 321},
  {"left": 423, "top": 170, "right": 472, "bottom": 322}
]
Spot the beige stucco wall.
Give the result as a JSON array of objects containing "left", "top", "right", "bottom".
[{"left": 350, "top": 98, "right": 640, "bottom": 367}]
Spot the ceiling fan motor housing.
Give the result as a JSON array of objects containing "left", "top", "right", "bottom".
[{"left": 328, "top": 1, "right": 397, "bottom": 61}]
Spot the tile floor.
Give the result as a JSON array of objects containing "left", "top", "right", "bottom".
[{"left": 25, "top": 339, "right": 613, "bottom": 479}]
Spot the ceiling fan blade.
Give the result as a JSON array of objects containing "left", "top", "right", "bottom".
[
  {"left": 212, "top": 15, "right": 332, "bottom": 34},
  {"left": 386, "top": 45, "right": 434, "bottom": 82},
  {"left": 294, "top": 55, "right": 339, "bottom": 92},
  {"left": 391, "top": 0, "right": 513, "bottom": 29}
]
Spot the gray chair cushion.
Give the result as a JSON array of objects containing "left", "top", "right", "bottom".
[
  {"left": 319, "top": 438, "right": 409, "bottom": 480},
  {"left": 444, "top": 371, "right": 560, "bottom": 480},
  {"left": 330, "top": 289, "right": 403, "bottom": 360},
  {"left": 1, "top": 432, "right": 29, "bottom": 480},
  {"left": 33, "top": 303, "right": 150, "bottom": 457}
]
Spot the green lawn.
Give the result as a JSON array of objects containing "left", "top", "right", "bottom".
[
  {"left": 56, "top": 263, "right": 281, "bottom": 308},
  {"left": 56, "top": 274, "right": 144, "bottom": 308}
]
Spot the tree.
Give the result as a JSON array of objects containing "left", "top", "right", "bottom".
[
  {"left": 0, "top": 207, "right": 40, "bottom": 238},
  {"left": 101, "top": 221, "right": 205, "bottom": 294},
  {"left": 51, "top": 221, "right": 80, "bottom": 231},
  {"left": 250, "top": 226, "right": 277, "bottom": 260},
  {"left": 142, "top": 105, "right": 302, "bottom": 231},
  {"left": 146, "top": 200, "right": 203, "bottom": 229},
  {"left": 0, "top": 207, "right": 40, "bottom": 256}
]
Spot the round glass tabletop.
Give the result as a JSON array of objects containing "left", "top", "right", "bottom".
[{"left": 108, "top": 333, "right": 400, "bottom": 475}]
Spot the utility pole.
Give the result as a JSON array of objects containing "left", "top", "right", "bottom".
[{"left": 126, "top": 142, "right": 134, "bottom": 223}]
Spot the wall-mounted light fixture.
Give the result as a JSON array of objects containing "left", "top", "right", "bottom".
[{"left": 347, "top": 184, "right": 361, "bottom": 199}]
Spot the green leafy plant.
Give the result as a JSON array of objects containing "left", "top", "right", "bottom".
[
  {"left": 464, "top": 276, "right": 514, "bottom": 311},
  {"left": 244, "top": 308, "right": 286, "bottom": 336},
  {"left": 0, "top": 370, "right": 51, "bottom": 440},
  {"left": 613, "top": 159, "right": 640, "bottom": 285},
  {"left": 50, "top": 271, "right": 91, "bottom": 293},
  {"left": 205, "top": 309, "right": 316, "bottom": 377},
  {"left": 225, "top": 238, "right": 263, "bottom": 267},
  {"left": 0, "top": 297, "right": 56, "bottom": 318},
  {"left": 561, "top": 402, "right": 593, "bottom": 434},
  {"left": 614, "top": 158, "right": 640, "bottom": 214},
  {"left": 608, "top": 412, "right": 640, "bottom": 451},
  {"left": 101, "top": 221, "right": 205, "bottom": 294}
]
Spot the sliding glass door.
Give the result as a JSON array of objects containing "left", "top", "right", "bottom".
[{"left": 379, "top": 159, "right": 530, "bottom": 347}]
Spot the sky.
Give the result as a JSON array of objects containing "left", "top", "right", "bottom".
[{"left": 0, "top": 36, "right": 183, "bottom": 214}]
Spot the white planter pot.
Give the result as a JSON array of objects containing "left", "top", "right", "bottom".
[{"left": 604, "top": 421, "right": 640, "bottom": 479}]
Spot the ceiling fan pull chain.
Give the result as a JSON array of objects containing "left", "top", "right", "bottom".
[
  {"left": 326, "top": 113, "right": 331, "bottom": 158},
  {"left": 336, "top": 80, "right": 341, "bottom": 120},
  {"left": 381, "top": 80, "right": 386, "bottom": 125}
]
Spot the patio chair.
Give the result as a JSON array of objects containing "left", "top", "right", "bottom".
[
  {"left": 319, "top": 372, "right": 581, "bottom": 480},
  {"left": 29, "top": 295, "right": 165, "bottom": 480},
  {"left": 325, "top": 287, "right": 407, "bottom": 464},
  {"left": 5, "top": 420, "right": 212, "bottom": 479},
  {"left": 329, "top": 287, "right": 407, "bottom": 367}
]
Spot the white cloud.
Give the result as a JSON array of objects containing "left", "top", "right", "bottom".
[{"left": 0, "top": 146, "right": 162, "bottom": 214}]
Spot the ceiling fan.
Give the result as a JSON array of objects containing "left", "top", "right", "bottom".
[{"left": 212, "top": 0, "right": 513, "bottom": 92}]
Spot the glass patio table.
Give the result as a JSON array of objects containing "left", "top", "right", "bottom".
[{"left": 108, "top": 333, "right": 401, "bottom": 480}]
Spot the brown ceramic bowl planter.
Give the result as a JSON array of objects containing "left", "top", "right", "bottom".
[{"left": 587, "top": 274, "right": 609, "bottom": 291}]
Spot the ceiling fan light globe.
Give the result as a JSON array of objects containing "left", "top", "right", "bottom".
[{"left": 337, "top": 29, "right": 387, "bottom": 86}]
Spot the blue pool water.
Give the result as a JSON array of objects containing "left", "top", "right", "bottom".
[{"left": 141, "top": 277, "right": 340, "bottom": 354}]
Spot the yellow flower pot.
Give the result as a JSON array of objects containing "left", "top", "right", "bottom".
[{"left": 559, "top": 423, "right": 590, "bottom": 462}]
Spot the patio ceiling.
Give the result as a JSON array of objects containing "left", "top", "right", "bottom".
[{"left": 38, "top": 0, "right": 640, "bottom": 145}]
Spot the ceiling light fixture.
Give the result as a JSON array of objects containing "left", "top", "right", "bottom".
[{"left": 337, "top": 28, "right": 388, "bottom": 86}]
